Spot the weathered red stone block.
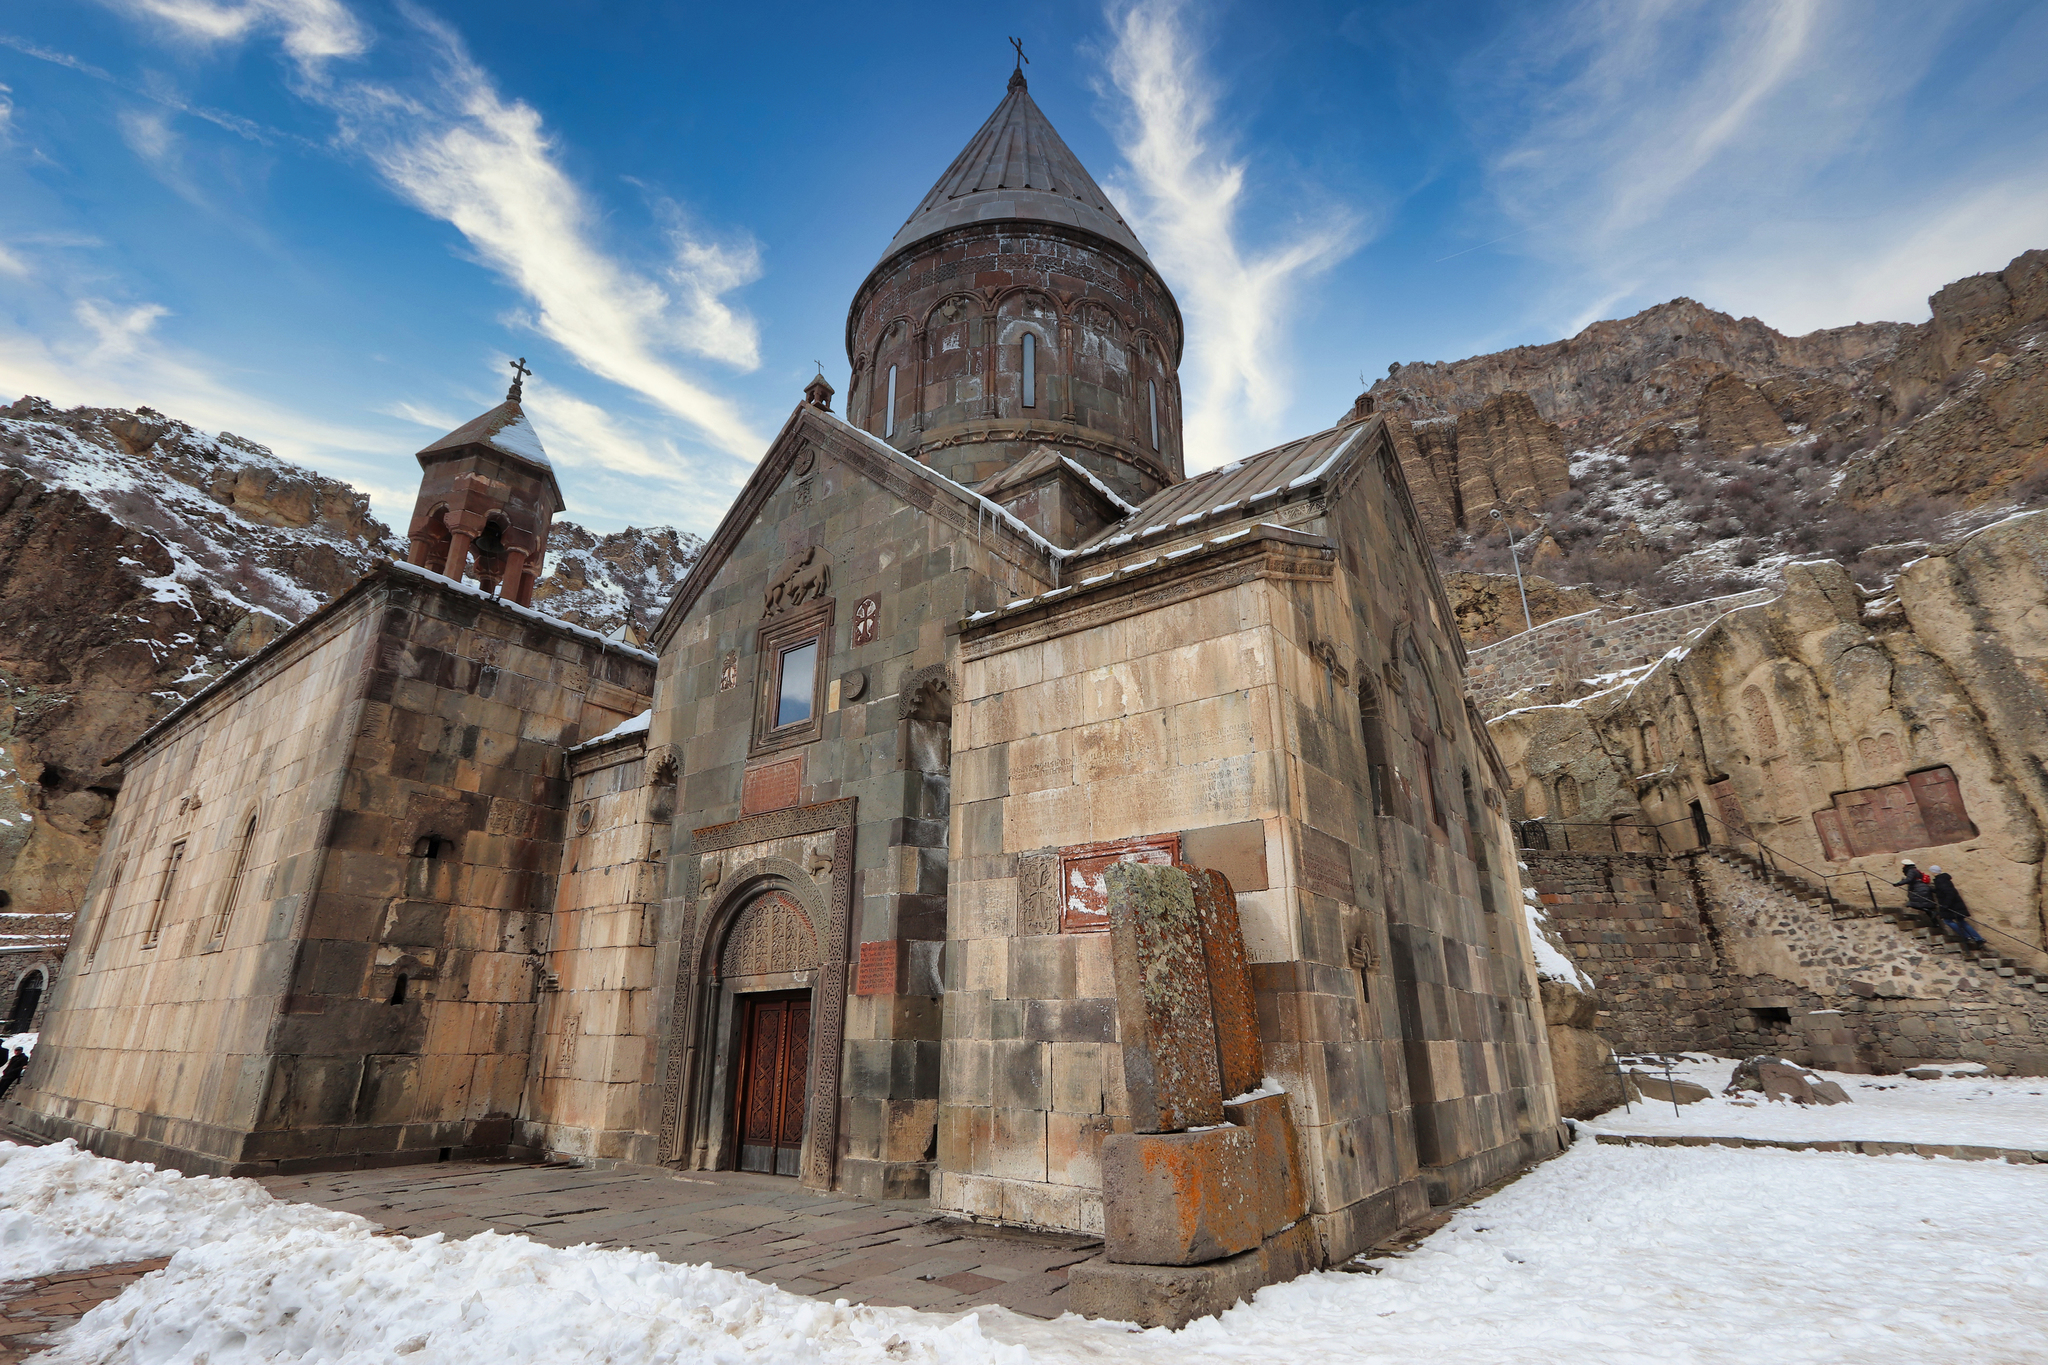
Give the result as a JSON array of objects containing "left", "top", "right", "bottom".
[
  {"left": 1222, "top": 1092, "right": 1308, "bottom": 1235},
  {"left": 1101, "top": 1126, "right": 1261, "bottom": 1265},
  {"left": 1184, "top": 864, "right": 1264, "bottom": 1100}
]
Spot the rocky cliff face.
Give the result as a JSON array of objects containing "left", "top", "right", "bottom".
[
  {"left": 1387, "top": 391, "right": 1571, "bottom": 537},
  {"left": 1488, "top": 510, "right": 2048, "bottom": 970},
  {"left": 0, "top": 396, "right": 698, "bottom": 942},
  {"left": 1382, "top": 250, "right": 2048, "bottom": 603},
  {"left": 1369, "top": 296, "right": 1903, "bottom": 449},
  {"left": 0, "top": 397, "right": 404, "bottom": 940}
]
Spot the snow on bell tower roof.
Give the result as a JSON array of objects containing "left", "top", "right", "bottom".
[
  {"left": 413, "top": 361, "right": 564, "bottom": 515},
  {"left": 416, "top": 398, "right": 554, "bottom": 473}
]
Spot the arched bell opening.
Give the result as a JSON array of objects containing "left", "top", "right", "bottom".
[{"left": 409, "top": 505, "right": 454, "bottom": 572}]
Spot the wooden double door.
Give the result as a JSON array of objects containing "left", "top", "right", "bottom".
[{"left": 734, "top": 991, "right": 810, "bottom": 1176}]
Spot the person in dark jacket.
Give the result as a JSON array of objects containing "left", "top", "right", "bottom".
[
  {"left": 0, "top": 1047, "right": 26, "bottom": 1104},
  {"left": 1895, "top": 860, "right": 1940, "bottom": 930},
  {"left": 1929, "top": 866, "right": 1986, "bottom": 946}
]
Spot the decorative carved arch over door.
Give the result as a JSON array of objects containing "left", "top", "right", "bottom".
[{"left": 655, "top": 798, "right": 855, "bottom": 1190}]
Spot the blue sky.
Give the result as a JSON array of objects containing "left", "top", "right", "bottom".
[{"left": 3, "top": 1, "right": 2046, "bottom": 537}]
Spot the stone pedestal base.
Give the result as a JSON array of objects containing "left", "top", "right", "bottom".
[{"left": 1068, "top": 1219, "right": 1320, "bottom": 1328}]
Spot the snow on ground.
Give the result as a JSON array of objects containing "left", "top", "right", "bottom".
[
  {"left": 0, "top": 1140, "right": 361, "bottom": 1280},
  {"left": 1582, "top": 1055, "right": 2048, "bottom": 1149},
  {"left": 8, "top": 1133, "right": 2048, "bottom": 1364},
  {"left": 1, "top": 1031, "right": 33, "bottom": 1054}
]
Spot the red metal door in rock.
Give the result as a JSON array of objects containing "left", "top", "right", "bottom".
[{"left": 735, "top": 992, "right": 810, "bottom": 1176}]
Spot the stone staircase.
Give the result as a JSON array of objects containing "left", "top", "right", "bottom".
[{"left": 1704, "top": 846, "right": 2048, "bottom": 994}]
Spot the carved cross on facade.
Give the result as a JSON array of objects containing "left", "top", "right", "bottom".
[{"left": 507, "top": 356, "right": 531, "bottom": 400}]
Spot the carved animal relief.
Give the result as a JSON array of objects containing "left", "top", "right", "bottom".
[{"left": 763, "top": 547, "right": 831, "bottom": 619}]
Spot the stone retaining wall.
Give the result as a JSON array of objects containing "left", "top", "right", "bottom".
[
  {"left": 1590, "top": 1132, "right": 2048, "bottom": 1163},
  {"left": 1470, "top": 588, "right": 1774, "bottom": 715},
  {"left": 1525, "top": 848, "right": 2048, "bottom": 1075}
]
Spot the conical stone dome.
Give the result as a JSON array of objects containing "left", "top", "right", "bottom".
[
  {"left": 881, "top": 72, "right": 1151, "bottom": 266},
  {"left": 845, "top": 70, "right": 1185, "bottom": 515}
]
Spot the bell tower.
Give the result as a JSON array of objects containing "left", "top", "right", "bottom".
[{"left": 404, "top": 359, "right": 564, "bottom": 606}]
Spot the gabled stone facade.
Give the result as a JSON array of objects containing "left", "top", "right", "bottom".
[{"left": 10, "top": 67, "right": 1566, "bottom": 1323}]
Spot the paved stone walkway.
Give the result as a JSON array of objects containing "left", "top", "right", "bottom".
[
  {"left": 0, "top": 1258, "right": 170, "bottom": 1363},
  {"left": 257, "top": 1161, "right": 1100, "bottom": 1318}
]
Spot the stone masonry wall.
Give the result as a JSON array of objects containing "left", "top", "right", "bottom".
[
  {"left": 1525, "top": 848, "right": 2048, "bottom": 1075},
  {"left": 1468, "top": 588, "right": 1774, "bottom": 715}
]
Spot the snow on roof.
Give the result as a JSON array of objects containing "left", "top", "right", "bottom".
[
  {"left": 1059, "top": 456, "right": 1138, "bottom": 515},
  {"left": 830, "top": 416, "right": 1072, "bottom": 563},
  {"left": 487, "top": 412, "right": 550, "bottom": 467},
  {"left": 571, "top": 708, "right": 651, "bottom": 752},
  {"left": 417, "top": 400, "right": 553, "bottom": 472},
  {"left": 389, "top": 561, "right": 655, "bottom": 662}
]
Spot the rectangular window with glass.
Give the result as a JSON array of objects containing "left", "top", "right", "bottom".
[
  {"left": 1022, "top": 333, "right": 1036, "bottom": 408},
  {"left": 753, "top": 599, "right": 834, "bottom": 756},
  {"left": 1148, "top": 379, "right": 1160, "bottom": 450},
  {"left": 776, "top": 640, "right": 818, "bottom": 727},
  {"left": 885, "top": 364, "right": 898, "bottom": 439}
]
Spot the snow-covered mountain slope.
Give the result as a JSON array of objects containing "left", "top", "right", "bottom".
[
  {"left": 0, "top": 394, "right": 698, "bottom": 935},
  {"left": 532, "top": 522, "right": 702, "bottom": 643}
]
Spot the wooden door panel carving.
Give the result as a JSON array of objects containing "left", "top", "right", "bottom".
[{"left": 736, "top": 993, "right": 810, "bottom": 1175}]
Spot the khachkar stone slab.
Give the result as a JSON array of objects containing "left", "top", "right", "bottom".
[
  {"left": 1105, "top": 862, "right": 1222, "bottom": 1132},
  {"left": 1183, "top": 865, "right": 1263, "bottom": 1100}
]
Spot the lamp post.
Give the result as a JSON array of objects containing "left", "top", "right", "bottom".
[{"left": 1491, "top": 507, "right": 1535, "bottom": 636}]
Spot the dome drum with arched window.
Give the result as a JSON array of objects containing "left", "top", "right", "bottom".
[{"left": 844, "top": 69, "right": 1185, "bottom": 508}]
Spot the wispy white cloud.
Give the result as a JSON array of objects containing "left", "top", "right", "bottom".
[
  {"left": 320, "top": 21, "right": 769, "bottom": 456},
  {"left": 107, "top": 1, "right": 768, "bottom": 460},
  {"left": 0, "top": 288, "right": 397, "bottom": 493},
  {"left": 380, "top": 399, "right": 461, "bottom": 431},
  {"left": 74, "top": 299, "right": 172, "bottom": 362},
  {"left": 104, "top": 0, "right": 367, "bottom": 73},
  {"left": 1101, "top": 0, "right": 1363, "bottom": 470},
  {"left": 1469, "top": 0, "right": 2048, "bottom": 334}
]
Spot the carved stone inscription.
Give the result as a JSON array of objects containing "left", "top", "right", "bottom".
[
  {"left": 1295, "top": 824, "right": 1356, "bottom": 902},
  {"left": 1060, "top": 834, "right": 1180, "bottom": 933},
  {"left": 855, "top": 939, "right": 901, "bottom": 996}
]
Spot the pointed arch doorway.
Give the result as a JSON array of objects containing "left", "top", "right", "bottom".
[{"left": 713, "top": 889, "right": 821, "bottom": 1177}]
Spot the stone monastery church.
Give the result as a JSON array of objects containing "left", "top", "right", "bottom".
[{"left": 15, "top": 68, "right": 1563, "bottom": 1315}]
